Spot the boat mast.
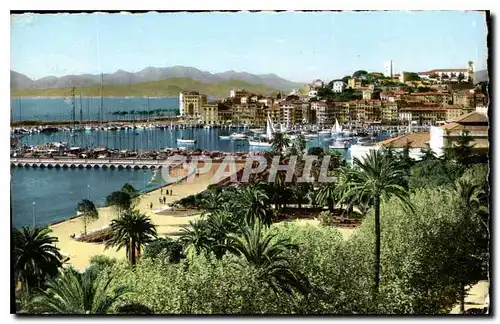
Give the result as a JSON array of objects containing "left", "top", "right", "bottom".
[
  {"left": 18, "top": 97, "right": 22, "bottom": 122},
  {"left": 79, "top": 94, "right": 83, "bottom": 125},
  {"left": 100, "top": 73, "right": 104, "bottom": 123},
  {"left": 71, "top": 86, "right": 76, "bottom": 128}
]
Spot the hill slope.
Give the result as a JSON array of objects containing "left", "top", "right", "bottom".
[
  {"left": 11, "top": 77, "right": 281, "bottom": 98},
  {"left": 11, "top": 66, "right": 304, "bottom": 92}
]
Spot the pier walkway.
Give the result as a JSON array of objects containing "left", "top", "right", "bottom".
[{"left": 10, "top": 157, "right": 172, "bottom": 169}]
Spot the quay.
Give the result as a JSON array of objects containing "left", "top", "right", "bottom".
[{"left": 11, "top": 157, "right": 171, "bottom": 169}]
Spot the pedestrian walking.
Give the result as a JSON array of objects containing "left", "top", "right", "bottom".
[
  {"left": 170, "top": 189, "right": 173, "bottom": 195},
  {"left": 150, "top": 202, "right": 153, "bottom": 209},
  {"left": 163, "top": 196, "right": 166, "bottom": 204},
  {"left": 158, "top": 197, "right": 162, "bottom": 204}
]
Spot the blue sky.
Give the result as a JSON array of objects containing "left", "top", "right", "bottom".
[{"left": 11, "top": 11, "right": 488, "bottom": 82}]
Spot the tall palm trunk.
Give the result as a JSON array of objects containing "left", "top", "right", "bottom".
[
  {"left": 460, "top": 281, "right": 465, "bottom": 313},
  {"left": 373, "top": 196, "right": 381, "bottom": 305},
  {"left": 328, "top": 199, "right": 334, "bottom": 213},
  {"left": 130, "top": 238, "right": 137, "bottom": 265}
]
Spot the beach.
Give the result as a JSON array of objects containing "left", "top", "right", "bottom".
[{"left": 50, "top": 161, "right": 246, "bottom": 270}]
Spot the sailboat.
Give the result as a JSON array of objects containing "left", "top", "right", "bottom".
[
  {"left": 248, "top": 115, "right": 274, "bottom": 147},
  {"left": 332, "top": 118, "right": 342, "bottom": 135}
]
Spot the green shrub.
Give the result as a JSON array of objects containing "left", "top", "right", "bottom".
[{"left": 318, "top": 211, "right": 334, "bottom": 226}]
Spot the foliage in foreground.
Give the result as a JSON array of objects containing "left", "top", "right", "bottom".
[{"left": 104, "top": 181, "right": 487, "bottom": 314}]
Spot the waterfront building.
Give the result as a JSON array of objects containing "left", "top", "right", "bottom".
[
  {"left": 201, "top": 102, "right": 219, "bottom": 125},
  {"left": 217, "top": 103, "right": 233, "bottom": 124},
  {"left": 180, "top": 91, "right": 208, "bottom": 122},
  {"left": 280, "top": 100, "right": 303, "bottom": 127},
  {"left": 380, "top": 102, "right": 399, "bottom": 122},
  {"left": 311, "top": 100, "right": 331, "bottom": 126},
  {"left": 398, "top": 106, "right": 447, "bottom": 125},
  {"left": 429, "top": 111, "right": 488, "bottom": 157},
  {"left": 266, "top": 103, "right": 282, "bottom": 124}
]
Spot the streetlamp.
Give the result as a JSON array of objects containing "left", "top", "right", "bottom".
[
  {"left": 87, "top": 184, "right": 90, "bottom": 200},
  {"left": 32, "top": 201, "right": 36, "bottom": 228}
]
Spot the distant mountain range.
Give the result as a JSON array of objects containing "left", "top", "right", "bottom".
[
  {"left": 11, "top": 77, "right": 282, "bottom": 99},
  {"left": 10, "top": 66, "right": 305, "bottom": 93}
]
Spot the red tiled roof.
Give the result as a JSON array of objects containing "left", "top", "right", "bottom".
[
  {"left": 409, "top": 92, "right": 447, "bottom": 96},
  {"left": 377, "top": 132, "right": 430, "bottom": 148},
  {"left": 428, "top": 69, "right": 468, "bottom": 73},
  {"left": 450, "top": 111, "right": 489, "bottom": 124},
  {"left": 400, "top": 107, "right": 448, "bottom": 111}
]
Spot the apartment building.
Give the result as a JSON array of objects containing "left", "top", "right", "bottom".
[
  {"left": 403, "top": 92, "right": 453, "bottom": 106},
  {"left": 200, "top": 103, "right": 219, "bottom": 125},
  {"left": 398, "top": 106, "right": 448, "bottom": 125},
  {"left": 232, "top": 103, "right": 260, "bottom": 125},
  {"left": 311, "top": 100, "right": 331, "bottom": 126},
  {"left": 280, "top": 100, "right": 303, "bottom": 127},
  {"left": 453, "top": 90, "right": 488, "bottom": 108},
  {"left": 266, "top": 103, "right": 282, "bottom": 125},
  {"left": 217, "top": 103, "right": 233, "bottom": 124},
  {"left": 429, "top": 111, "right": 488, "bottom": 157}
]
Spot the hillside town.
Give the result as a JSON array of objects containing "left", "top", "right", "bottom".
[{"left": 179, "top": 60, "right": 487, "bottom": 128}]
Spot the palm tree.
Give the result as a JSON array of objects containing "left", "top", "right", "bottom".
[
  {"left": 226, "top": 220, "right": 308, "bottom": 295},
  {"left": 178, "top": 219, "right": 212, "bottom": 258},
  {"left": 294, "top": 134, "right": 307, "bottom": 155},
  {"left": 270, "top": 131, "right": 291, "bottom": 155},
  {"left": 201, "top": 189, "right": 224, "bottom": 214},
  {"left": 342, "top": 150, "right": 413, "bottom": 302},
  {"left": 14, "top": 227, "right": 62, "bottom": 291},
  {"left": 234, "top": 186, "right": 273, "bottom": 226},
  {"left": 32, "top": 267, "right": 129, "bottom": 314},
  {"left": 452, "top": 177, "right": 489, "bottom": 313},
  {"left": 76, "top": 199, "right": 99, "bottom": 235},
  {"left": 105, "top": 210, "right": 157, "bottom": 265},
  {"left": 316, "top": 182, "right": 337, "bottom": 213}
]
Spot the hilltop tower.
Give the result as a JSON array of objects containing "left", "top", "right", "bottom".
[
  {"left": 384, "top": 60, "right": 393, "bottom": 78},
  {"left": 468, "top": 60, "right": 475, "bottom": 83}
]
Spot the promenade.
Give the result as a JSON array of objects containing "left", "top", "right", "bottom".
[{"left": 49, "top": 161, "right": 246, "bottom": 270}]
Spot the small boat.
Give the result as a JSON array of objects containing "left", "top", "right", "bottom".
[
  {"left": 219, "top": 135, "right": 231, "bottom": 140},
  {"left": 84, "top": 126, "right": 92, "bottom": 132},
  {"left": 248, "top": 140, "right": 272, "bottom": 147},
  {"left": 230, "top": 133, "right": 248, "bottom": 140},
  {"left": 177, "top": 138, "right": 196, "bottom": 144},
  {"left": 318, "top": 129, "right": 332, "bottom": 135},
  {"left": 304, "top": 133, "right": 318, "bottom": 139},
  {"left": 204, "top": 125, "right": 212, "bottom": 129},
  {"left": 329, "top": 141, "right": 348, "bottom": 150}
]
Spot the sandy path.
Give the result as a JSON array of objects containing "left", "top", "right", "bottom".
[{"left": 50, "top": 161, "right": 245, "bottom": 270}]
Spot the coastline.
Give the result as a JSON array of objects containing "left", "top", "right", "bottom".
[{"left": 49, "top": 161, "right": 246, "bottom": 270}]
